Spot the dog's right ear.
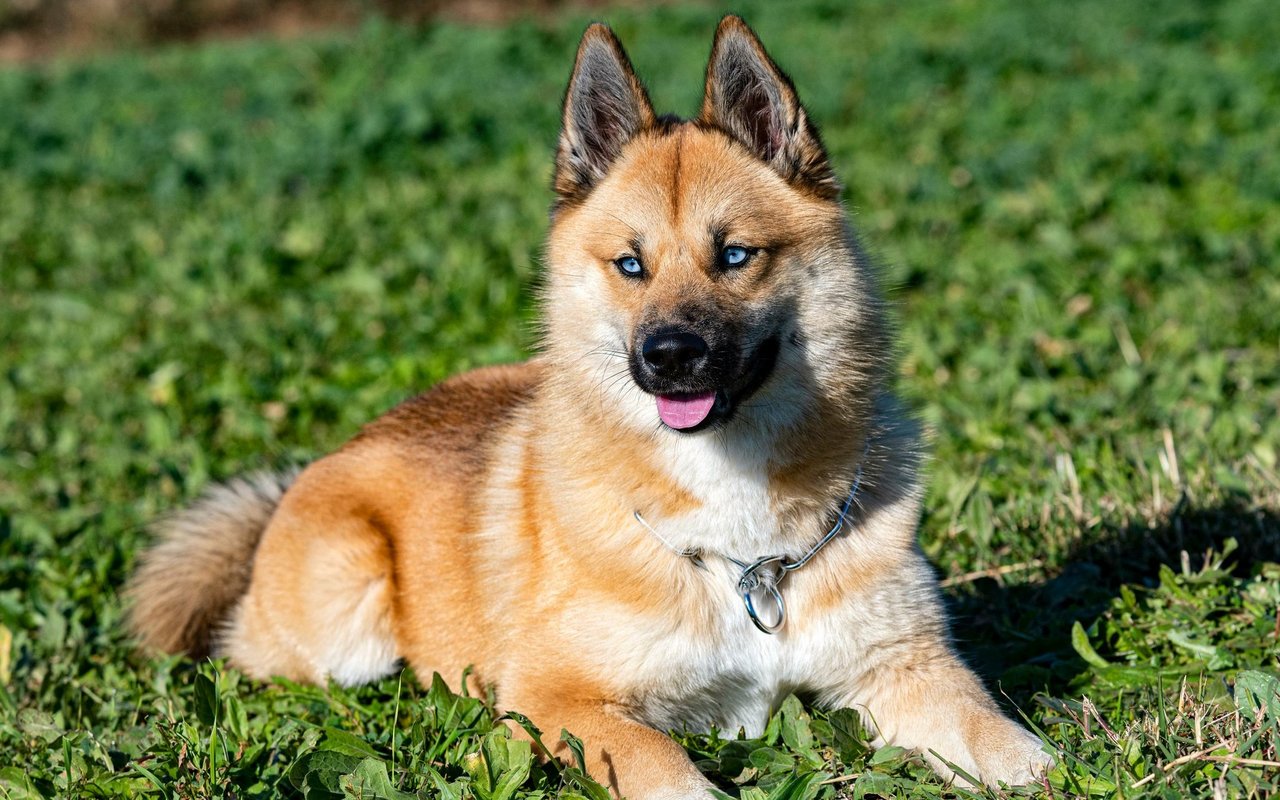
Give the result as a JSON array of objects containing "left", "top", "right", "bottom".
[
  {"left": 554, "top": 24, "right": 655, "bottom": 207},
  {"left": 700, "top": 16, "right": 839, "bottom": 199}
]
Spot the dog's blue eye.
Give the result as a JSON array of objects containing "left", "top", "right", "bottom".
[
  {"left": 722, "top": 246, "right": 751, "bottom": 267},
  {"left": 615, "top": 256, "right": 644, "bottom": 278}
]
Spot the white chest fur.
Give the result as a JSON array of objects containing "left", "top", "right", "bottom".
[
  {"left": 649, "top": 432, "right": 783, "bottom": 559},
  {"left": 619, "top": 434, "right": 841, "bottom": 736},
  {"left": 617, "top": 554, "right": 857, "bottom": 737},
  {"left": 636, "top": 599, "right": 788, "bottom": 735}
]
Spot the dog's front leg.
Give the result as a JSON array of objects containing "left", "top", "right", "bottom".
[
  {"left": 822, "top": 642, "right": 1051, "bottom": 788},
  {"left": 501, "top": 687, "right": 712, "bottom": 800}
]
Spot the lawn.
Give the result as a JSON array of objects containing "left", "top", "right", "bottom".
[{"left": 1, "top": 0, "right": 1278, "bottom": 797}]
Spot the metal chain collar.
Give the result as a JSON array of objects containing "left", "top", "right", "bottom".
[{"left": 633, "top": 443, "right": 869, "bottom": 635}]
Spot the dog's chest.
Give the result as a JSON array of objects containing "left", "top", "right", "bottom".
[
  {"left": 602, "top": 435, "right": 857, "bottom": 735},
  {"left": 653, "top": 436, "right": 782, "bottom": 555},
  {"left": 629, "top": 584, "right": 797, "bottom": 737},
  {"left": 626, "top": 439, "right": 826, "bottom": 735}
]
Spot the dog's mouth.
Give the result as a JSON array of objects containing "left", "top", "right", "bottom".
[{"left": 653, "top": 335, "right": 780, "bottom": 433}]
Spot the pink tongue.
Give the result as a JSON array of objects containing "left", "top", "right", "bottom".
[{"left": 656, "top": 391, "right": 717, "bottom": 430}]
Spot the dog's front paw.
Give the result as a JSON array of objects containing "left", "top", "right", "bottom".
[{"left": 972, "top": 721, "right": 1053, "bottom": 787}]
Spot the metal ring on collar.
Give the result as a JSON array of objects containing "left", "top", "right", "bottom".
[
  {"left": 737, "top": 555, "right": 787, "bottom": 634},
  {"left": 742, "top": 578, "right": 786, "bottom": 634}
]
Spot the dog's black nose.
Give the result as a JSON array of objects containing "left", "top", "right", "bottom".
[{"left": 642, "top": 330, "right": 708, "bottom": 377}]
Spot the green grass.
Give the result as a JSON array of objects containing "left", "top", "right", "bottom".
[{"left": 2, "top": 0, "right": 1279, "bottom": 797}]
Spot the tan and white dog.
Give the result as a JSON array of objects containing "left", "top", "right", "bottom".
[{"left": 128, "top": 16, "right": 1051, "bottom": 798}]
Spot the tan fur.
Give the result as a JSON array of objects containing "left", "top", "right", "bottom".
[{"left": 127, "top": 16, "right": 1050, "bottom": 798}]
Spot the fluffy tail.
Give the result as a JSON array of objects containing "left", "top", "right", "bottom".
[{"left": 126, "top": 470, "right": 298, "bottom": 657}]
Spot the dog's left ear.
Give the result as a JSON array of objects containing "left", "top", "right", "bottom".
[
  {"left": 699, "top": 16, "right": 839, "bottom": 199},
  {"left": 554, "top": 23, "right": 655, "bottom": 207}
]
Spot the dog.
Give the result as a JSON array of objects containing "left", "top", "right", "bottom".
[{"left": 127, "top": 16, "right": 1052, "bottom": 798}]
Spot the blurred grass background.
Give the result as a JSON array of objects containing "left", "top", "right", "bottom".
[
  {"left": 1, "top": 0, "right": 1278, "bottom": 797},
  {"left": 0, "top": 0, "right": 591, "bottom": 60}
]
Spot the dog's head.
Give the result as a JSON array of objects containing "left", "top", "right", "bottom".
[{"left": 543, "top": 17, "right": 887, "bottom": 439}]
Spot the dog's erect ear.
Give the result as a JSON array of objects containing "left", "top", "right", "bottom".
[
  {"left": 554, "top": 23, "right": 655, "bottom": 206},
  {"left": 699, "top": 16, "right": 838, "bottom": 198}
]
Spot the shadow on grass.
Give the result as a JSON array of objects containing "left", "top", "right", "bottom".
[{"left": 947, "top": 499, "right": 1280, "bottom": 703}]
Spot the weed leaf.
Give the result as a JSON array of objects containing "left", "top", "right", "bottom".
[
  {"left": 1234, "top": 670, "right": 1280, "bottom": 722},
  {"left": 1071, "top": 621, "right": 1114, "bottom": 669},
  {"left": 340, "top": 757, "right": 415, "bottom": 800},
  {"left": 321, "top": 727, "right": 381, "bottom": 759},
  {"left": 193, "top": 673, "right": 218, "bottom": 727}
]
